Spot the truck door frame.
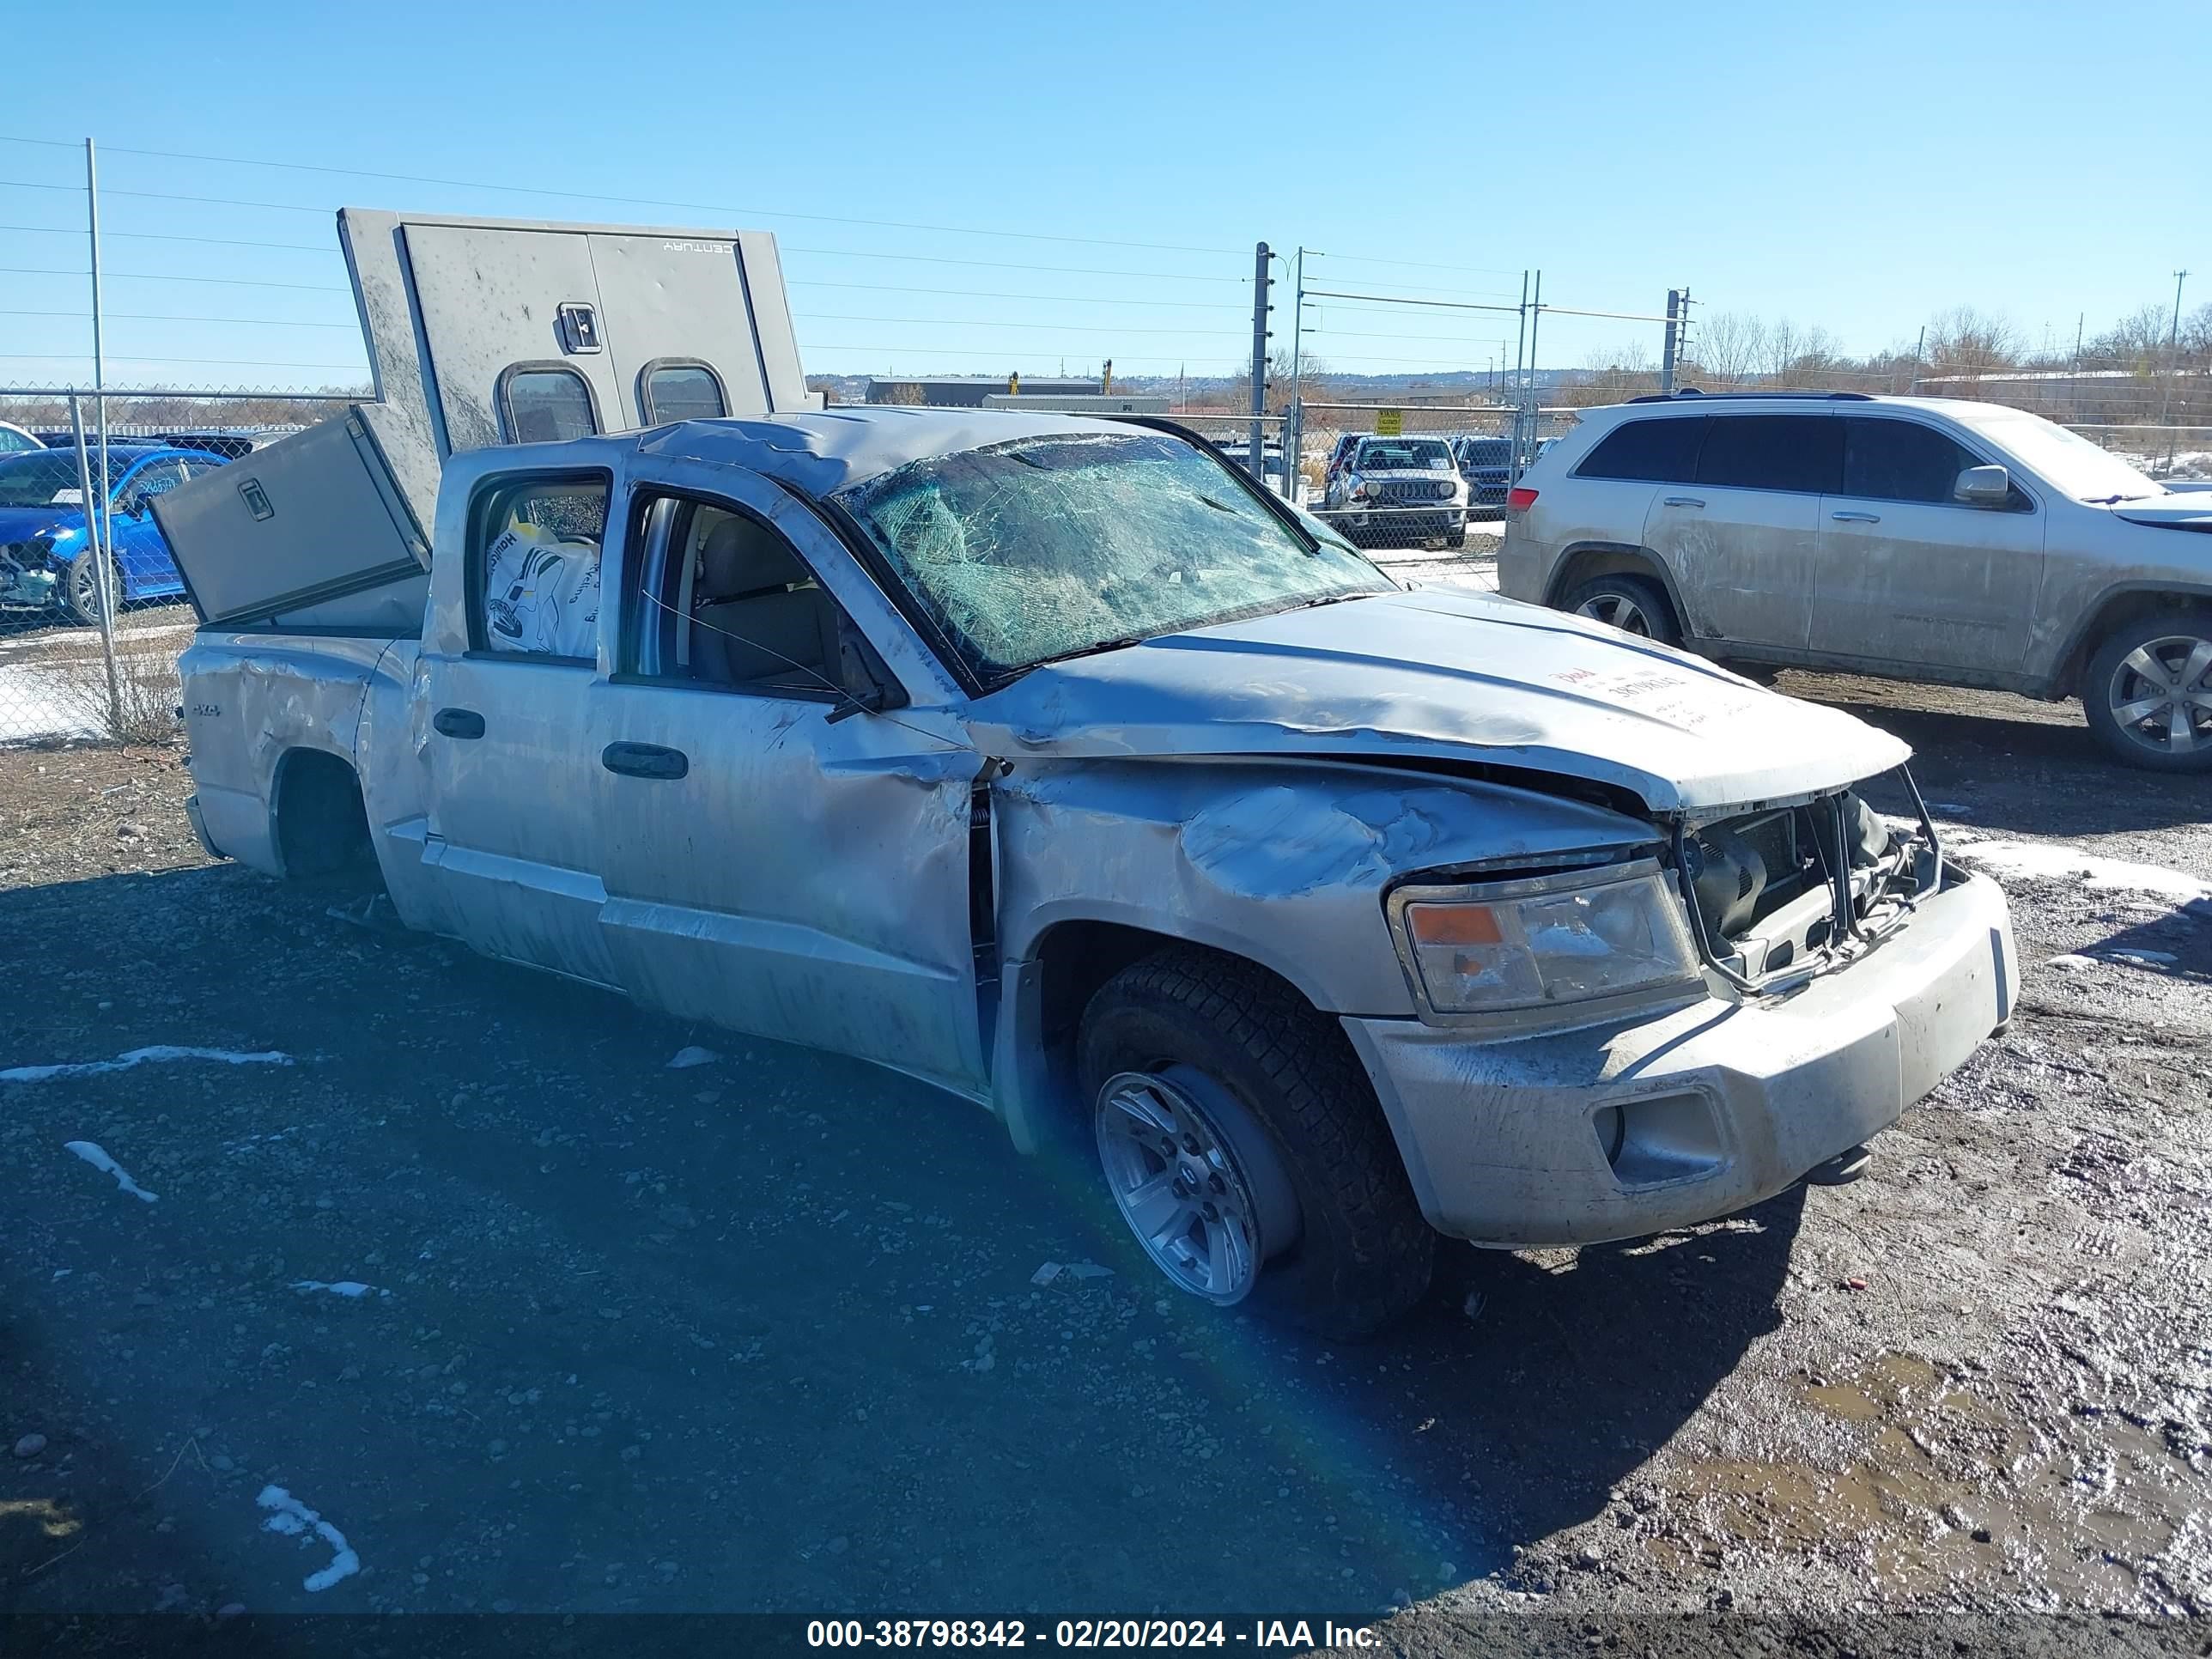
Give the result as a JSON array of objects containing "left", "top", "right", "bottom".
[{"left": 585, "top": 455, "right": 991, "bottom": 1097}]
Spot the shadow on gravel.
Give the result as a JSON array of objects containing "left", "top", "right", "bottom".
[
  {"left": 3, "top": 860, "right": 1802, "bottom": 1613},
  {"left": 1340, "top": 1192, "right": 1802, "bottom": 1575}
]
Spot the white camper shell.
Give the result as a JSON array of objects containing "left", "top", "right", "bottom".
[{"left": 153, "top": 210, "right": 813, "bottom": 633}]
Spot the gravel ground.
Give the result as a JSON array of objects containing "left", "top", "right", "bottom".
[{"left": 2, "top": 645, "right": 2208, "bottom": 1655}]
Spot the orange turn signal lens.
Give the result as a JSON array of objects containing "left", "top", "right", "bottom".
[{"left": 1406, "top": 902, "right": 1504, "bottom": 946}]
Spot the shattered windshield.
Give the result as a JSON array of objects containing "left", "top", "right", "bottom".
[{"left": 834, "top": 431, "right": 1392, "bottom": 682}]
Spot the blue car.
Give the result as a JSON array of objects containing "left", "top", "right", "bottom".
[{"left": 0, "top": 445, "right": 229, "bottom": 624}]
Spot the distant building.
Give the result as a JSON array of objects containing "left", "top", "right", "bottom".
[
  {"left": 866, "top": 374, "right": 1103, "bottom": 408},
  {"left": 981, "top": 393, "right": 1169, "bottom": 415}
]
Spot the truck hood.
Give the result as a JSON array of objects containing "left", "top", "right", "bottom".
[
  {"left": 966, "top": 586, "right": 1911, "bottom": 814},
  {"left": 2111, "top": 495, "right": 2212, "bottom": 531}
]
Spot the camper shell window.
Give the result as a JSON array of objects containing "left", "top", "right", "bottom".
[
  {"left": 640, "top": 361, "right": 729, "bottom": 425},
  {"left": 497, "top": 364, "right": 601, "bottom": 445}
]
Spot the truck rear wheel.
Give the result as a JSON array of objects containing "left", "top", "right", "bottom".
[{"left": 1078, "top": 947, "right": 1434, "bottom": 1340}]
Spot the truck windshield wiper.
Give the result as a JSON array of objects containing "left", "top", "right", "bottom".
[{"left": 2082, "top": 491, "right": 2154, "bottom": 505}]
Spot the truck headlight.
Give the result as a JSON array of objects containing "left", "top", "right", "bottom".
[{"left": 1388, "top": 857, "right": 1704, "bottom": 1028}]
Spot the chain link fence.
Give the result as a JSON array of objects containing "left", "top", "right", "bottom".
[{"left": 0, "top": 386, "right": 359, "bottom": 750}]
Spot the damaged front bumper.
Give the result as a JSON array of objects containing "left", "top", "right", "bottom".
[{"left": 1341, "top": 865, "right": 2014, "bottom": 1248}]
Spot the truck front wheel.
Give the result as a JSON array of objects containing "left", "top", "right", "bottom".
[{"left": 1078, "top": 947, "right": 1434, "bottom": 1340}]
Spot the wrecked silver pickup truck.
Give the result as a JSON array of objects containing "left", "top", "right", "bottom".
[
  {"left": 156, "top": 209, "right": 2014, "bottom": 1336},
  {"left": 171, "top": 406, "right": 2016, "bottom": 1336}
]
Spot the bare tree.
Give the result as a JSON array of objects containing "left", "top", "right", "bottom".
[
  {"left": 1923, "top": 307, "right": 2021, "bottom": 388},
  {"left": 1686, "top": 311, "right": 1767, "bottom": 386}
]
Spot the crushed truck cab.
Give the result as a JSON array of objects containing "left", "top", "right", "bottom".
[{"left": 162, "top": 215, "right": 2014, "bottom": 1339}]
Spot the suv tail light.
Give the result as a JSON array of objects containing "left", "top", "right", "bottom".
[{"left": 1507, "top": 486, "right": 1539, "bottom": 513}]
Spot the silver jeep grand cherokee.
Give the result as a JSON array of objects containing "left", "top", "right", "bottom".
[{"left": 1499, "top": 391, "right": 2212, "bottom": 770}]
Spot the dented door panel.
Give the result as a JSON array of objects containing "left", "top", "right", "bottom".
[
  {"left": 1644, "top": 488, "right": 1821, "bottom": 650},
  {"left": 589, "top": 684, "right": 987, "bottom": 1092}
]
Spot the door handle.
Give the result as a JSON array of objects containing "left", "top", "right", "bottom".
[
  {"left": 433, "top": 707, "right": 484, "bottom": 739},
  {"left": 601, "top": 741, "right": 690, "bottom": 781},
  {"left": 1662, "top": 495, "right": 1705, "bottom": 508},
  {"left": 1830, "top": 510, "right": 1882, "bottom": 524}
]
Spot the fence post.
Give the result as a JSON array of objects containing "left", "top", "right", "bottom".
[
  {"left": 85, "top": 137, "right": 121, "bottom": 698},
  {"left": 1249, "top": 243, "right": 1272, "bottom": 490},
  {"left": 70, "top": 393, "right": 125, "bottom": 734}
]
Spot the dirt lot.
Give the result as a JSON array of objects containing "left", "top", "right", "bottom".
[{"left": 3, "top": 644, "right": 2209, "bottom": 1656}]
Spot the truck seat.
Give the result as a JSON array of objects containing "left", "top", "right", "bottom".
[{"left": 692, "top": 517, "right": 841, "bottom": 694}]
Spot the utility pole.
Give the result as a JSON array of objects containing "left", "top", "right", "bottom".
[
  {"left": 2159, "top": 269, "right": 2189, "bottom": 470},
  {"left": 1286, "top": 247, "right": 1310, "bottom": 503},
  {"left": 1908, "top": 325, "right": 1925, "bottom": 394},
  {"left": 1660, "top": 289, "right": 1682, "bottom": 395},
  {"left": 1248, "top": 242, "right": 1272, "bottom": 491}
]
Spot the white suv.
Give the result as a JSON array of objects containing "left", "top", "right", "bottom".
[{"left": 1498, "top": 392, "right": 2212, "bottom": 770}]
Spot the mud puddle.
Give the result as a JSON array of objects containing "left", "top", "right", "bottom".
[{"left": 1660, "top": 1350, "right": 2203, "bottom": 1607}]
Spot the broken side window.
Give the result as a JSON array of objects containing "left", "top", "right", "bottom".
[{"left": 471, "top": 474, "right": 609, "bottom": 660}]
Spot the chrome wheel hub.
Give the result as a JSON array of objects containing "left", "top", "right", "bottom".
[
  {"left": 1093, "top": 1067, "right": 1297, "bottom": 1305},
  {"left": 2108, "top": 635, "right": 2212, "bottom": 756}
]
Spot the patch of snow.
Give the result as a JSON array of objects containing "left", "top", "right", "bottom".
[
  {"left": 1030, "top": 1261, "right": 1063, "bottom": 1286},
  {"left": 2044, "top": 954, "right": 2099, "bottom": 971},
  {"left": 665, "top": 1045, "right": 720, "bottom": 1070},
  {"left": 256, "top": 1485, "right": 361, "bottom": 1593},
  {"left": 3, "top": 1045, "right": 294, "bottom": 1085},
  {"left": 2104, "top": 949, "right": 2178, "bottom": 968},
  {"left": 1947, "top": 840, "right": 2212, "bottom": 902},
  {"left": 62, "top": 1140, "right": 157, "bottom": 1203},
  {"left": 0, "top": 662, "right": 98, "bottom": 744},
  {"left": 291, "top": 1280, "right": 389, "bottom": 1300},
  {"left": 1065, "top": 1261, "right": 1115, "bottom": 1280}
]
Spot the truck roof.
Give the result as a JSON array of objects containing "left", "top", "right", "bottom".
[{"left": 635, "top": 405, "right": 1144, "bottom": 497}]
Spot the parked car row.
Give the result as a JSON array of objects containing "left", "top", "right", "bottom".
[
  {"left": 0, "top": 445, "right": 230, "bottom": 624},
  {"left": 1499, "top": 390, "right": 2212, "bottom": 771}
]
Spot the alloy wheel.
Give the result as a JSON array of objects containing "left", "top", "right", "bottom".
[
  {"left": 1576, "top": 591, "right": 1654, "bottom": 636},
  {"left": 2106, "top": 634, "right": 2212, "bottom": 758},
  {"left": 1093, "top": 1067, "right": 1297, "bottom": 1305}
]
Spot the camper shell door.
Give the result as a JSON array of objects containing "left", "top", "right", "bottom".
[{"left": 340, "top": 209, "right": 812, "bottom": 459}]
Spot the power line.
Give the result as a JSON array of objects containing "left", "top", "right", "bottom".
[
  {"left": 0, "top": 177, "right": 329, "bottom": 216},
  {"left": 2, "top": 352, "right": 368, "bottom": 370},
  {"left": 1309, "top": 250, "right": 1524, "bottom": 279},
  {"left": 0, "top": 221, "right": 334, "bottom": 253},
  {"left": 783, "top": 245, "right": 1242, "bottom": 283},
  {"left": 797, "top": 313, "right": 1245, "bottom": 337},
  {"left": 0, "top": 264, "right": 349, "bottom": 293},
  {"left": 0, "top": 133, "right": 1244, "bottom": 258},
  {"left": 0, "top": 308, "right": 357, "bottom": 329},
  {"left": 793, "top": 278, "right": 1236, "bottom": 311}
]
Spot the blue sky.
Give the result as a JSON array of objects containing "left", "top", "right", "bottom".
[{"left": 0, "top": 0, "right": 2203, "bottom": 391}]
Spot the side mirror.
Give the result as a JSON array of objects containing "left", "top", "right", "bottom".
[{"left": 1954, "top": 464, "right": 2011, "bottom": 506}]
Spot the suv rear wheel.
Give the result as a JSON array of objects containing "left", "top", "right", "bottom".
[
  {"left": 2082, "top": 610, "right": 2212, "bottom": 772},
  {"left": 1565, "top": 572, "right": 1679, "bottom": 646}
]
